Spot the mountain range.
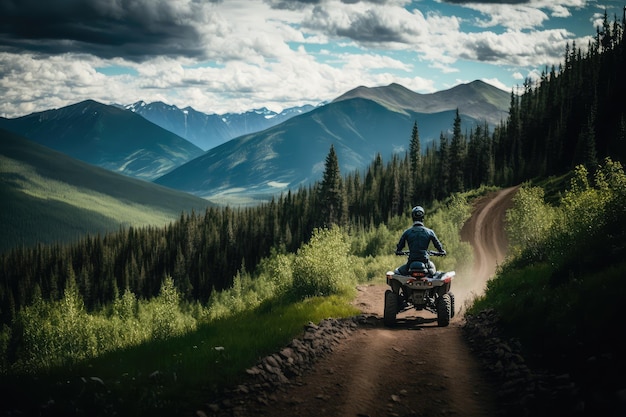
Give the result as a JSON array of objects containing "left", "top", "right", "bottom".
[
  {"left": 0, "top": 80, "right": 511, "bottom": 206},
  {"left": 155, "top": 81, "right": 510, "bottom": 204},
  {"left": 123, "top": 101, "right": 317, "bottom": 151},
  {"left": 332, "top": 81, "right": 509, "bottom": 126}
]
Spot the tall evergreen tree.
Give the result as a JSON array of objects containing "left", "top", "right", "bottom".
[
  {"left": 409, "top": 121, "right": 421, "bottom": 200},
  {"left": 435, "top": 133, "right": 450, "bottom": 199},
  {"left": 317, "top": 144, "right": 347, "bottom": 227},
  {"left": 449, "top": 109, "right": 465, "bottom": 192},
  {"left": 575, "top": 100, "right": 599, "bottom": 169}
]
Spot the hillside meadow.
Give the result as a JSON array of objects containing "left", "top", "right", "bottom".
[{"left": 0, "top": 129, "right": 211, "bottom": 252}]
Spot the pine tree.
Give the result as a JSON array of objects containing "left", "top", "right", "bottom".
[
  {"left": 409, "top": 121, "right": 421, "bottom": 200},
  {"left": 449, "top": 109, "right": 465, "bottom": 192},
  {"left": 317, "top": 144, "right": 347, "bottom": 227},
  {"left": 575, "top": 102, "right": 599, "bottom": 170},
  {"left": 436, "top": 133, "right": 450, "bottom": 199}
]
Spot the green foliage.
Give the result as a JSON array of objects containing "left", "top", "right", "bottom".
[
  {"left": 427, "top": 194, "right": 473, "bottom": 273},
  {"left": 469, "top": 158, "right": 626, "bottom": 371},
  {"left": 143, "top": 277, "right": 196, "bottom": 341},
  {"left": 350, "top": 222, "right": 397, "bottom": 257},
  {"left": 504, "top": 184, "right": 556, "bottom": 258},
  {"left": 2, "top": 17, "right": 623, "bottom": 408},
  {"left": 317, "top": 144, "right": 348, "bottom": 227},
  {"left": 292, "top": 226, "right": 354, "bottom": 299},
  {"left": 1, "top": 291, "right": 359, "bottom": 416},
  {"left": 0, "top": 325, "right": 9, "bottom": 373},
  {"left": 256, "top": 249, "right": 295, "bottom": 297},
  {"left": 8, "top": 277, "right": 201, "bottom": 374}
]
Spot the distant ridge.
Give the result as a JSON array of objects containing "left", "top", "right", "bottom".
[
  {"left": 0, "top": 100, "right": 204, "bottom": 180},
  {"left": 333, "top": 80, "right": 509, "bottom": 125},
  {"left": 124, "top": 101, "right": 316, "bottom": 151}
]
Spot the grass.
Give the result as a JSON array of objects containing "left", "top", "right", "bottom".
[
  {"left": 1, "top": 129, "right": 212, "bottom": 252},
  {"left": 0, "top": 294, "right": 360, "bottom": 417},
  {"left": 0, "top": 153, "right": 206, "bottom": 251},
  {"left": 468, "top": 161, "right": 626, "bottom": 375}
]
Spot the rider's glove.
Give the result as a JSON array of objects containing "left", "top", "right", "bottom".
[
  {"left": 441, "top": 250, "right": 447, "bottom": 256},
  {"left": 395, "top": 250, "right": 404, "bottom": 256}
]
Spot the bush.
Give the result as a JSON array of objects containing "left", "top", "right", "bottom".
[
  {"left": 504, "top": 183, "right": 556, "bottom": 259},
  {"left": 292, "top": 226, "right": 354, "bottom": 299},
  {"left": 256, "top": 249, "right": 295, "bottom": 297},
  {"left": 469, "top": 158, "right": 626, "bottom": 372},
  {"left": 350, "top": 222, "right": 397, "bottom": 257},
  {"left": 427, "top": 194, "right": 473, "bottom": 273},
  {"left": 142, "top": 277, "right": 196, "bottom": 340}
]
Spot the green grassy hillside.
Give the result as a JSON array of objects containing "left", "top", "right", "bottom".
[{"left": 0, "top": 129, "right": 211, "bottom": 252}]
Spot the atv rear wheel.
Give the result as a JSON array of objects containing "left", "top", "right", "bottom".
[
  {"left": 436, "top": 293, "right": 452, "bottom": 327},
  {"left": 449, "top": 292, "right": 456, "bottom": 318},
  {"left": 383, "top": 289, "right": 399, "bottom": 327}
]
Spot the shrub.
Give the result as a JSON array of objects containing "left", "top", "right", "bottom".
[
  {"left": 142, "top": 277, "right": 196, "bottom": 340},
  {"left": 292, "top": 226, "right": 354, "bottom": 299},
  {"left": 427, "top": 194, "right": 473, "bottom": 273},
  {"left": 255, "top": 249, "right": 294, "bottom": 297},
  {"left": 350, "top": 222, "right": 397, "bottom": 257},
  {"left": 504, "top": 184, "right": 556, "bottom": 259}
]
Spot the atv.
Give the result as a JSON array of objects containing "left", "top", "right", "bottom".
[{"left": 384, "top": 251, "right": 455, "bottom": 327}]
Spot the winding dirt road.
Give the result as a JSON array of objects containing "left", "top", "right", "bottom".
[{"left": 251, "top": 187, "right": 519, "bottom": 417}]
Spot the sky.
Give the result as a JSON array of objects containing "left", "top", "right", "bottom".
[{"left": 0, "top": 0, "right": 624, "bottom": 118}]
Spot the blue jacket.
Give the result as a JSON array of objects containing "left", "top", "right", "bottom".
[{"left": 396, "top": 221, "right": 444, "bottom": 262}]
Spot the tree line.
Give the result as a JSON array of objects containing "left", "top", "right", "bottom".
[{"left": 0, "top": 12, "right": 624, "bottom": 328}]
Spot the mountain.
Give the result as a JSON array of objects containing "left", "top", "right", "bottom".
[
  {"left": 154, "top": 81, "right": 510, "bottom": 204},
  {"left": 124, "top": 101, "right": 316, "bottom": 150},
  {"left": 0, "top": 100, "right": 204, "bottom": 180},
  {"left": 332, "top": 80, "right": 509, "bottom": 125},
  {"left": 0, "top": 128, "right": 211, "bottom": 252}
]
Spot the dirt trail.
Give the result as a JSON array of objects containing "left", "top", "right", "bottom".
[
  {"left": 460, "top": 185, "right": 520, "bottom": 289},
  {"left": 253, "top": 187, "right": 519, "bottom": 417}
]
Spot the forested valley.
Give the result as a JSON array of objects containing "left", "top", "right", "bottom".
[{"left": 0, "top": 11, "right": 624, "bottom": 379}]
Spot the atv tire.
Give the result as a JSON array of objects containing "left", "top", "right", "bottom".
[
  {"left": 436, "top": 293, "right": 452, "bottom": 327},
  {"left": 383, "top": 290, "right": 399, "bottom": 327},
  {"left": 449, "top": 292, "right": 456, "bottom": 318}
]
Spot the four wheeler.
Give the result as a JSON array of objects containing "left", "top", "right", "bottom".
[{"left": 384, "top": 251, "right": 455, "bottom": 327}]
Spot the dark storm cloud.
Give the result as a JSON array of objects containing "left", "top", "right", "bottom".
[
  {"left": 335, "top": 11, "right": 406, "bottom": 43},
  {"left": 443, "top": 0, "right": 531, "bottom": 4},
  {"left": 302, "top": 2, "right": 416, "bottom": 45},
  {"left": 0, "top": 0, "right": 216, "bottom": 60},
  {"left": 265, "top": 0, "right": 389, "bottom": 10},
  {"left": 265, "top": 0, "right": 322, "bottom": 10}
]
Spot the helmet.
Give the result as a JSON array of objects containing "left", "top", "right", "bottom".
[{"left": 411, "top": 206, "right": 425, "bottom": 222}]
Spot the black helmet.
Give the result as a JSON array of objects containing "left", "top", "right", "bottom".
[{"left": 411, "top": 206, "right": 424, "bottom": 221}]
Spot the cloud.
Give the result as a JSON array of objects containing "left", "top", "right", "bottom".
[
  {"left": 0, "top": 0, "right": 604, "bottom": 118},
  {"left": 445, "top": 0, "right": 591, "bottom": 30},
  {"left": 0, "top": 0, "right": 216, "bottom": 60}
]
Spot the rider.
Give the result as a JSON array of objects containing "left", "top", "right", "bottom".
[{"left": 395, "top": 206, "right": 446, "bottom": 276}]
